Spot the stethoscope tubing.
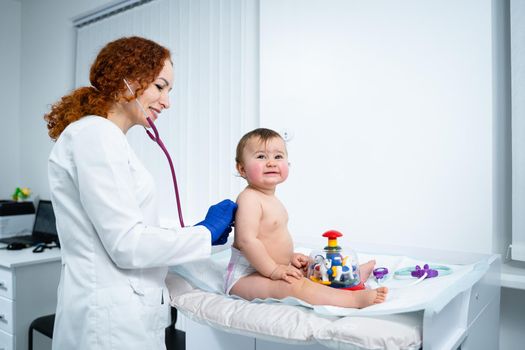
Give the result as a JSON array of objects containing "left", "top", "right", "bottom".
[
  {"left": 123, "top": 79, "right": 185, "bottom": 228},
  {"left": 146, "top": 117, "right": 185, "bottom": 228}
]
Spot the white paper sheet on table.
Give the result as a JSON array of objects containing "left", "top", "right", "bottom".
[{"left": 169, "top": 247, "right": 489, "bottom": 317}]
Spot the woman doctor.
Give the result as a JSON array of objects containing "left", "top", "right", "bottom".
[{"left": 44, "top": 36, "right": 236, "bottom": 350}]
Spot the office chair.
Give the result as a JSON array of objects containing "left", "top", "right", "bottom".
[
  {"left": 165, "top": 306, "right": 186, "bottom": 350},
  {"left": 28, "top": 314, "right": 55, "bottom": 350},
  {"left": 28, "top": 308, "right": 185, "bottom": 350}
]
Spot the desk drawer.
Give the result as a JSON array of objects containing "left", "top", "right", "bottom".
[
  {"left": 0, "top": 269, "right": 12, "bottom": 300},
  {"left": 0, "top": 328, "right": 12, "bottom": 350},
  {"left": 0, "top": 297, "right": 13, "bottom": 335},
  {"left": 467, "top": 264, "right": 499, "bottom": 324}
]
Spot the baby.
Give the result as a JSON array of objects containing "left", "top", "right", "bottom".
[{"left": 224, "top": 128, "right": 388, "bottom": 308}]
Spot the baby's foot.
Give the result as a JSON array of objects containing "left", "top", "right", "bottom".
[
  {"left": 351, "top": 286, "right": 388, "bottom": 308},
  {"left": 359, "top": 259, "right": 376, "bottom": 283},
  {"left": 373, "top": 286, "right": 388, "bottom": 304}
]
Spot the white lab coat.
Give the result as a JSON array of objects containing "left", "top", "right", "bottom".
[{"left": 48, "top": 116, "right": 211, "bottom": 350}]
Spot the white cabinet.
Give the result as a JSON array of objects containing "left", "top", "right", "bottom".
[
  {"left": 0, "top": 249, "right": 61, "bottom": 350},
  {"left": 185, "top": 318, "right": 329, "bottom": 350},
  {"left": 185, "top": 320, "right": 255, "bottom": 350}
]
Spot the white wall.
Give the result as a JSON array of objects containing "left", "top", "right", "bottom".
[
  {"left": 0, "top": 0, "right": 21, "bottom": 198},
  {"left": 510, "top": 0, "right": 525, "bottom": 261},
  {"left": 502, "top": 1, "right": 525, "bottom": 349},
  {"left": 259, "top": 0, "right": 523, "bottom": 348},
  {"left": 260, "top": 0, "right": 499, "bottom": 255},
  {"left": 17, "top": 0, "right": 111, "bottom": 201}
]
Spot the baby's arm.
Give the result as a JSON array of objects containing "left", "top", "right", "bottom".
[{"left": 235, "top": 191, "right": 302, "bottom": 283}]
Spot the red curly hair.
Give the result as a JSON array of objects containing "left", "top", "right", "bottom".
[{"left": 44, "top": 36, "right": 171, "bottom": 140}]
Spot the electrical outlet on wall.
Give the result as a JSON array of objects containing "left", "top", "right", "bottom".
[{"left": 281, "top": 129, "right": 294, "bottom": 142}]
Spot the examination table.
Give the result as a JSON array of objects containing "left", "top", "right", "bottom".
[{"left": 167, "top": 242, "right": 500, "bottom": 350}]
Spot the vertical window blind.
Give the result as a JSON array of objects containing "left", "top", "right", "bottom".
[{"left": 74, "top": 0, "right": 258, "bottom": 226}]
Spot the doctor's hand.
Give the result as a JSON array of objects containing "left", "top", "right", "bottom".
[{"left": 196, "top": 199, "right": 237, "bottom": 246}]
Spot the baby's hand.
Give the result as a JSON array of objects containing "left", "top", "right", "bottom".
[
  {"left": 291, "top": 253, "right": 309, "bottom": 275},
  {"left": 269, "top": 264, "right": 303, "bottom": 283}
]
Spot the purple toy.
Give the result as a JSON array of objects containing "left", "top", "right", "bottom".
[
  {"left": 373, "top": 267, "right": 389, "bottom": 280},
  {"left": 411, "top": 264, "right": 439, "bottom": 278}
]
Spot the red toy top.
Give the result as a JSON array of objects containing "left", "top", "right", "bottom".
[
  {"left": 322, "top": 230, "right": 343, "bottom": 239},
  {"left": 322, "top": 230, "right": 343, "bottom": 250}
]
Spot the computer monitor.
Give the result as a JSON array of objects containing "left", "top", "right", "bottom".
[{"left": 32, "top": 200, "right": 59, "bottom": 245}]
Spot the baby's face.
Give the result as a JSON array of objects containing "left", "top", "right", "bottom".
[{"left": 238, "top": 136, "right": 289, "bottom": 190}]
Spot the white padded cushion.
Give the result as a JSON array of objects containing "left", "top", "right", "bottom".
[
  {"left": 168, "top": 273, "right": 422, "bottom": 350},
  {"left": 314, "top": 313, "right": 422, "bottom": 350}
]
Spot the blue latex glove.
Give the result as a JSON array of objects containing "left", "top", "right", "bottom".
[{"left": 196, "top": 199, "right": 237, "bottom": 246}]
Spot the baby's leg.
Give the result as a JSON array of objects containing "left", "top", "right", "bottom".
[
  {"left": 359, "top": 259, "right": 376, "bottom": 283},
  {"left": 293, "top": 277, "right": 387, "bottom": 308},
  {"left": 230, "top": 273, "right": 388, "bottom": 309},
  {"left": 230, "top": 273, "right": 290, "bottom": 301}
]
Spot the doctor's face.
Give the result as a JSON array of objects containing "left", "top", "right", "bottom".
[{"left": 130, "top": 59, "right": 174, "bottom": 127}]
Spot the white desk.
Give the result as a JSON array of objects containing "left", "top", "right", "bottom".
[{"left": 0, "top": 247, "right": 61, "bottom": 350}]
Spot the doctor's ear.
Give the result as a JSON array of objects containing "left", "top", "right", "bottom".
[
  {"left": 122, "top": 79, "right": 142, "bottom": 103},
  {"left": 123, "top": 79, "right": 136, "bottom": 96}
]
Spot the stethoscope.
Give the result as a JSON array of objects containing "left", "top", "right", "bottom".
[
  {"left": 123, "top": 79, "right": 185, "bottom": 227},
  {"left": 373, "top": 264, "right": 453, "bottom": 288}
]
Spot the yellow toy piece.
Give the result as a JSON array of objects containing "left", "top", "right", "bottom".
[{"left": 310, "top": 276, "right": 331, "bottom": 285}]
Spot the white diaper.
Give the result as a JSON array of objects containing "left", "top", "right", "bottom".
[{"left": 224, "top": 246, "right": 257, "bottom": 295}]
